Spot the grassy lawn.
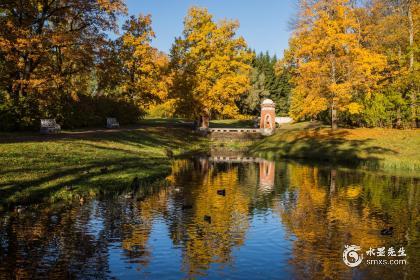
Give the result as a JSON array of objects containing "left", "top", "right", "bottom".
[
  {"left": 0, "top": 123, "right": 207, "bottom": 211},
  {"left": 248, "top": 122, "right": 420, "bottom": 172},
  {"left": 210, "top": 119, "right": 254, "bottom": 128},
  {"left": 138, "top": 118, "right": 193, "bottom": 127}
]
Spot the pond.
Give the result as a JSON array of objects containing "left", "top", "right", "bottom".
[{"left": 0, "top": 158, "right": 418, "bottom": 279}]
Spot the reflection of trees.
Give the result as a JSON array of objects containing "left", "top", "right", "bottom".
[
  {"left": 1, "top": 159, "right": 417, "bottom": 279},
  {"left": 167, "top": 159, "right": 251, "bottom": 277},
  {"left": 0, "top": 185, "right": 170, "bottom": 278},
  {"left": 278, "top": 164, "right": 419, "bottom": 279},
  {"left": 0, "top": 203, "right": 110, "bottom": 279},
  {"left": 120, "top": 188, "right": 171, "bottom": 269}
]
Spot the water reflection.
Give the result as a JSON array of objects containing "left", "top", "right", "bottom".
[{"left": 0, "top": 158, "right": 418, "bottom": 279}]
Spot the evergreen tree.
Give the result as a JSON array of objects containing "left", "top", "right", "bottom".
[{"left": 238, "top": 51, "right": 291, "bottom": 116}]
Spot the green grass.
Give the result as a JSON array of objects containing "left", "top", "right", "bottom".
[
  {"left": 210, "top": 119, "right": 254, "bottom": 128},
  {"left": 138, "top": 118, "right": 192, "bottom": 126},
  {"left": 248, "top": 122, "right": 420, "bottom": 173},
  {"left": 0, "top": 124, "right": 208, "bottom": 210},
  {"left": 1, "top": 118, "right": 418, "bottom": 211}
]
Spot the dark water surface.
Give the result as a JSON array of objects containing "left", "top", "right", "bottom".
[{"left": 0, "top": 158, "right": 419, "bottom": 279}]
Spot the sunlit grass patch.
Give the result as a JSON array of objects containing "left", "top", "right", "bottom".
[
  {"left": 210, "top": 119, "right": 254, "bottom": 128},
  {"left": 249, "top": 122, "right": 420, "bottom": 173},
  {"left": 0, "top": 126, "right": 208, "bottom": 208}
]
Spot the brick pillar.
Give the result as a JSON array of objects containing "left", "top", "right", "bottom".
[{"left": 260, "top": 99, "right": 276, "bottom": 135}]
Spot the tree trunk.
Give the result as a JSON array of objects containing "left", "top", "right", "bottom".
[
  {"left": 330, "top": 57, "right": 338, "bottom": 130},
  {"left": 408, "top": 3, "right": 417, "bottom": 128},
  {"left": 396, "top": 107, "right": 402, "bottom": 128},
  {"left": 202, "top": 115, "right": 209, "bottom": 129},
  {"left": 331, "top": 102, "right": 338, "bottom": 130},
  {"left": 198, "top": 108, "right": 210, "bottom": 129}
]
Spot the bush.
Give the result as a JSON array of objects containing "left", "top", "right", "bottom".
[
  {"left": 146, "top": 99, "right": 177, "bottom": 118},
  {"left": 61, "top": 94, "right": 145, "bottom": 129},
  {"left": 0, "top": 91, "right": 145, "bottom": 131}
]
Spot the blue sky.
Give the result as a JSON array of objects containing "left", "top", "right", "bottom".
[{"left": 121, "top": 0, "right": 296, "bottom": 57}]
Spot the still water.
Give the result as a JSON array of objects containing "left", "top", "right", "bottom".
[{"left": 0, "top": 158, "right": 419, "bottom": 279}]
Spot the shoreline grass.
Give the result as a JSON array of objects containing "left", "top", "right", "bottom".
[
  {"left": 0, "top": 123, "right": 207, "bottom": 210},
  {"left": 247, "top": 122, "right": 420, "bottom": 173}
]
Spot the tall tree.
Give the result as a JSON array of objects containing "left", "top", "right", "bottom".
[
  {"left": 169, "top": 7, "right": 252, "bottom": 125},
  {"left": 0, "top": 0, "right": 126, "bottom": 129},
  {"left": 98, "top": 14, "right": 172, "bottom": 109},
  {"left": 350, "top": 0, "right": 419, "bottom": 128},
  {"left": 238, "top": 68, "right": 270, "bottom": 115},
  {"left": 238, "top": 51, "right": 291, "bottom": 116},
  {"left": 285, "top": 0, "right": 386, "bottom": 129}
]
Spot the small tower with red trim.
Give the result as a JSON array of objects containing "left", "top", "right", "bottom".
[{"left": 260, "top": 99, "right": 276, "bottom": 136}]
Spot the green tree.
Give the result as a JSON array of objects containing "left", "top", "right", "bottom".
[
  {"left": 355, "top": 0, "right": 419, "bottom": 127},
  {"left": 238, "top": 51, "right": 291, "bottom": 116}
]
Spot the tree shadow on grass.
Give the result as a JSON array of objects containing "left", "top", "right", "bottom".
[
  {"left": 0, "top": 126, "right": 200, "bottom": 145},
  {"left": 0, "top": 127, "right": 206, "bottom": 210},
  {"left": 0, "top": 156, "right": 173, "bottom": 211},
  {"left": 248, "top": 129, "right": 398, "bottom": 169}
]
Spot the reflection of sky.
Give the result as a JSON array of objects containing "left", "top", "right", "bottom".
[
  {"left": 142, "top": 217, "right": 184, "bottom": 279},
  {"left": 86, "top": 201, "right": 104, "bottom": 239},
  {"left": 107, "top": 210, "right": 294, "bottom": 279},
  {"left": 230, "top": 211, "right": 294, "bottom": 279},
  {"left": 108, "top": 216, "right": 184, "bottom": 279}
]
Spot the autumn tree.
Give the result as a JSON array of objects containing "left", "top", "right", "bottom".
[
  {"left": 169, "top": 7, "right": 252, "bottom": 126},
  {"left": 99, "top": 15, "right": 172, "bottom": 109},
  {"left": 0, "top": 0, "right": 126, "bottom": 129},
  {"left": 284, "top": 0, "right": 386, "bottom": 129},
  {"left": 354, "top": 0, "right": 419, "bottom": 128}
]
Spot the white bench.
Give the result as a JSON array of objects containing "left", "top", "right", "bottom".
[
  {"left": 106, "top": 117, "right": 120, "bottom": 129},
  {"left": 40, "top": 119, "right": 61, "bottom": 134}
]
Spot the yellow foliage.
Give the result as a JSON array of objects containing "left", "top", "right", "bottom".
[
  {"left": 170, "top": 7, "right": 252, "bottom": 119},
  {"left": 287, "top": 0, "right": 386, "bottom": 121},
  {"left": 117, "top": 15, "right": 172, "bottom": 109},
  {"left": 347, "top": 102, "right": 363, "bottom": 114},
  {"left": 147, "top": 99, "right": 178, "bottom": 118}
]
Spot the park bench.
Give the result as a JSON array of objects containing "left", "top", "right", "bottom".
[
  {"left": 106, "top": 117, "right": 120, "bottom": 129},
  {"left": 40, "top": 119, "right": 61, "bottom": 134}
]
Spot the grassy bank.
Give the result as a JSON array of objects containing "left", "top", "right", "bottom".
[
  {"left": 210, "top": 119, "right": 254, "bottom": 128},
  {"left": 1, "top": 119, "right": 418, "bottom": 210},
  {"left": 0, "top": 123, "right": 207, "bottom": 210},
  {"left": 248, "top": 122, "right": 420, "bottom": 172}
]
